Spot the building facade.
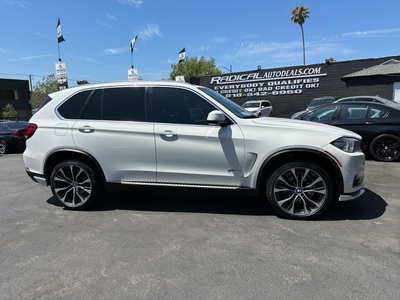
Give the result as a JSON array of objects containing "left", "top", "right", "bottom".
[
  {"left": 0, "top": 78, "right": 31, "bottom": 119},
  {"left": 190, "top": 55, "right": 400, "bottom": 118}
]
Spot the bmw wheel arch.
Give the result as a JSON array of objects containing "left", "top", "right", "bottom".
[
  {"left": 50, "top": 159, "right": 103, "bottom": 210},
  {"left": 265, "top": 161, "right": 333, "bottom": 220}
]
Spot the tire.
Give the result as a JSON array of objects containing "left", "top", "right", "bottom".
[
  {"left": 0, "top": 140, "right": 7, "bottom": 154},
  {"left": 369, "top": 134, "right": 400, "bottom": 162},
  {"left": 50, "top": 160, "right": 102, "bottom": 210},
  {"left": 265, "top": 161, "right": 332, "bottom": 220}
]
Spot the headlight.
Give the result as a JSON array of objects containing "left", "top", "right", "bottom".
[{"left": 332, "top": 137, "right": 362, "bottom": 153}]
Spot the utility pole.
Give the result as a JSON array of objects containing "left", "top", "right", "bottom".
[
  {"left": 220, "top": 65, "right": 232, "bottom": 73},
  {"left": 28, "top": 75, "right": 33, "bottom": 92}
]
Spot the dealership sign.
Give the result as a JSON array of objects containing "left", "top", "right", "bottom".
[
  {"left": 208, "top": 67, "right": 327, "bottom": 99},
  {"left": 55, "top": 61, "right": 68, "bottom": 90},
  {"left": 128, "top": 68, "right": 139, "bottom": 81}
]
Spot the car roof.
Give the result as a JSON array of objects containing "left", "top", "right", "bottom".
[
  {"left": 294, "top": 101, "right": 400, "bottom": 118},
  {"left": 308, "top": 97, "right": 335, "bottom": 105},
  {"left": 243, "top": 99, "right": 270, "bottom": 103},
  {"left": 335, "top": 95, "right": 394, "bottom": 102},
  {"left": 311, "top": 96, "right": 335, "bottom": 100},
  {"left": 48, "top": 80, "right": 199, "bottom": 97},
  {"left": 313, "top": 101, "right": 394, "bottom": 108}
]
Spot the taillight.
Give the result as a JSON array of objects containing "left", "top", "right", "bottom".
[
  {"left": 25, "top": 123, "right": 38, "bottom": 139},
  {"left": 12, "top": 130, "right": 25, "bottom": 137}
]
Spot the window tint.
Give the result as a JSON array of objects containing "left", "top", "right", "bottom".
[
  {"left": 339, "top": 105, "right": 368, "bottom": 119},
  {"left": 302, "top": 105, "right": 338, "bottom": 121},
  {"left": 37, "top": 95, "right": 53, "bottom": 111},
  {"left": 58, "top": 90, "right": 93, "bottom": 119},
  {"left": 367, "top": 107, "right": 386, "bottom": 118},
  {"left": 81, "top": 87, "right": 146, "bottom": 121},
  {"left": 103, "top": 87, "right": 145, "bottom": 121},
  {"left": 152, "top": 87, "right": 216, "bottom": 124},
  {"left": 81, "top": 89, "right": 102, "bottom": 120}
]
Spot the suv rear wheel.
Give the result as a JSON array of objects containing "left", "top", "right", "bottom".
[
  {"left": 50, "top": 160, "right": 102, "bottom": 210},
  {"left": 266, "top": 161, "right": 332, "bottom": 220}
]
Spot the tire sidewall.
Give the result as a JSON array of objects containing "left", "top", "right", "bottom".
[
  {"left": 369, "top": 134, "right": 400, "bottom": 162},
  {"left": 265, "top": 161, "right": 333, "bottom": 220},
  {"left": 0, "top": 140, "right": 7, "bottom": 154},
  {"left": 50, "top": 159, "right": 101, "bottom": 210}
]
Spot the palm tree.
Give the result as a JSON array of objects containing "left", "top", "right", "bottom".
[{"left": 291, "top": 5, "right": 309, "bottom": 65}]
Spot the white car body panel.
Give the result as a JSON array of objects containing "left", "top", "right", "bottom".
[
  {"left": 72, "top": 119, "right": 156, "bottom": 182},
  {"left": 154, "top": 122, "right": 245, "bottom": 186}
]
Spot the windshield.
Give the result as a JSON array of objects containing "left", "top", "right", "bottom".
[
  {"left": 199, "top": 87, "right": 255, "bottom": 118},
  {"left": 308, "top": 98, "right": 335, "bottom": 108},
  {"left": 242, "top": 102, "right": 260, "bottom": 108}
]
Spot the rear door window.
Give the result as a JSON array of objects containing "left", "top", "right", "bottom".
[{"left": 81, "top": 87, "right": 146, "bottom": 121}]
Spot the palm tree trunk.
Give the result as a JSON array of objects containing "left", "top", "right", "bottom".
[{"left": 301, "top": 25, "right": 306, "bottom": 65}]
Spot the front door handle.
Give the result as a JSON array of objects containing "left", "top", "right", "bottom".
[{"left": 158, "top": 130, "right": 177, "bottom": 137}]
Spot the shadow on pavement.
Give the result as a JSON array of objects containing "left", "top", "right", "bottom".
[
  {"left": 322, "top": 188, "right": 387, "bottom": 221},
  {"left": 46, "top": 187, "right": 387, "bottom": 220}
]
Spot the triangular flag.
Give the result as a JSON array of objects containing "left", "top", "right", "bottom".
[{"left": 57, "top": 17, "right": 65, "bottom": 43}]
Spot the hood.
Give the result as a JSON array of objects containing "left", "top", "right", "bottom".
[
  {"left": 244, "top": 107, "right": 259, "bottom": 113},
  {"left": 250, "top": 117, "right": 361, "bottom": 139}
]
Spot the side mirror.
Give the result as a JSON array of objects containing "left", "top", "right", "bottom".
[{"left": 207, "top": 110, "right": 228, "bottom": 126}]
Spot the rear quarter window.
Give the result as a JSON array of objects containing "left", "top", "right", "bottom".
[{"left": 58, "top": 90, "right": 93, "bottom": 119}]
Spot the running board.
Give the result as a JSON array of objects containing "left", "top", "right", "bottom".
[{"left": 120, "top": 180, "right": 240, "bottom": 189}]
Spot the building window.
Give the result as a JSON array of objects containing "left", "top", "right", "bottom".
[{"left": 0, "top": 89, "right": 17, "bottom": 100}]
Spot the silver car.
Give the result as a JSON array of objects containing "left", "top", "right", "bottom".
[{"left": 242, "top": 100, "right": 273, "bottom": 116}]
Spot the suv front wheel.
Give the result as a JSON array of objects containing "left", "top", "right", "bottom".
[
  {"left": 50, "top": 159, "right": 102, "bottom": 210},
  {"left": 266, "top": 161, "right": 332, "bottom": 220}
]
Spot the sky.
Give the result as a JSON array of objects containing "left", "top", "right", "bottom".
[{"left": 1, "top": 0, "right": 400, "bottom": 87}]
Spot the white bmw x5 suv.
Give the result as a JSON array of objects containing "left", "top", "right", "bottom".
[{"left": 23, "top": 80, "right": 365, "bottom": 220}]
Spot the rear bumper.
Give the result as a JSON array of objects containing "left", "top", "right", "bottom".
[{"left": 25, "top": 169, "right": 48, "bottom": 187}]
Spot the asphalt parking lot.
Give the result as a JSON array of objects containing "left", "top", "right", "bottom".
[{"left": 0, "top": 153, "right": 399, "bottom": 300}]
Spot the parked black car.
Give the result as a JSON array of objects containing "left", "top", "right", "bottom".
[
  {"left": 291, "top": 96, "right": 336, "bottom": 119},
  {"left": 0, "top": 121, "right": 28, "bottom": 154},
  {"left": 293, "top": 102, "right": 400, "bottom": 162},
  {"left": 334, "top": 95, "right": 399, "bottom": 105}
]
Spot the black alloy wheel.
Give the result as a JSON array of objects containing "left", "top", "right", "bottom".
[{"left": 369, "top": 134, "right": 400, "bottom": 162}]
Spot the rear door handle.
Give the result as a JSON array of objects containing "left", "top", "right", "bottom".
[{"left": 78, "top": 126, "right": 95, "bottom": 133}]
